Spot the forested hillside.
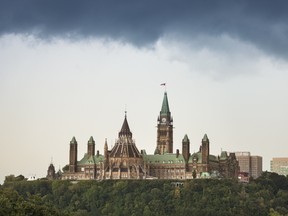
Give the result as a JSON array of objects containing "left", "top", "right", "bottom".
[{"left": 1, "top": 172, "right": 288, "bottom": 216}]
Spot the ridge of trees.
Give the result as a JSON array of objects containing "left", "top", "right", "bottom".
[{"left": 0, "top": 172, "right": 288, "bottom": 216}]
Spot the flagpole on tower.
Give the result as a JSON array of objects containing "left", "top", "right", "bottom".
[{"left": 160, "top": 83, "right": 166, "bottom": 91}]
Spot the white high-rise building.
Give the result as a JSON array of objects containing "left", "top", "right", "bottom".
[{"left": 271, "top": 158, "right": 288, "bottom": 176}]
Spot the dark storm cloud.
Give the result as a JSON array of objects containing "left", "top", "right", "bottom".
[{"left": 1, "top": 0, "right": 288, "bottom": 57}]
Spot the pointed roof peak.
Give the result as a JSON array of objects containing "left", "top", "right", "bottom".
[
  {"left": 183, "top": 134, "right": 189, "bottom": 142},
  {"left": 160, "top": 91, "right": 170, "bottom": 115},
  {"left": 119, "top": 113, "right": 132, "bottom": 137},
  {"left": 70, "top": 136, "right": 77, "bottom": 144},
  {"left": 202, "top": 134, "right": 209, "bottom": 142},
  {"left": 154, "top": 146, "right": 160, "bottom": 155},
  {"left": 88, "top": 136, "right": 95, "bottom": 144},
  {"left": 48, "top": 163, "right": 55, "bottom": 169}
]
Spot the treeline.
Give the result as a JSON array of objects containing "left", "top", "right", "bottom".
[{"left": 1, "top": 172, "right": 288, "bottom": 216}]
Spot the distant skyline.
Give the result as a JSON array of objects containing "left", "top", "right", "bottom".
[{"left": 1, "top": 0, "right": 288, "bottom": 183}]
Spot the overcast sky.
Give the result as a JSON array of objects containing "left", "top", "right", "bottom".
[{"left": 1, "top": 0, "right": 288, "bottom": 183}]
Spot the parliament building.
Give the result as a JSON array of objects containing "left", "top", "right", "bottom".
[{"left": 61, "top": 92, "right": 239, "bottom": 180}]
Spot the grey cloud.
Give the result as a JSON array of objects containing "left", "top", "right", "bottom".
[{"left": 1, "top": 0, "right": 288, "bottom": 58}]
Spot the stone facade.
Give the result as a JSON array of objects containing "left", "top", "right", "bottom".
[
  {"left": 46, "top": 163, "right": 62, "bottom": 180},
  {"left": 62, "top": 92, "right": 239, "bottom": 180}
]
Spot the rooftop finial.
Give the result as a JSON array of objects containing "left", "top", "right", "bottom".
[{"left": 119, "top": 111, "right": 132, "bottom": 137}]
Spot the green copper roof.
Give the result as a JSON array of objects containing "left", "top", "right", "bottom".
[
  {"left": 160, "top": 92, "right": 170, "bottom": 115},
  {"left": 209, "top": 155, "right": 218, "bottom": 162},
  {"left": 70, "top": 136, "right": 77, "bottom": 144},
  {"left": 188, "top": 152, "right": 219, "bottom": 163},
  {"left": 189, "top": 152, "right": 202, "bottom": 163},
  {"left": 143, "top": 153, "right": 185, "bottom": 164},
  {"left": 202, "top": 134, "right": 209, "bottom": 142},
  {"left": 183, "top": 134, "right": 189, "bottom": 142},
  {"left": 154, "top": 147, "right": 160, "bottom": 155},
  {"left": 220, "top": 151, "right": 228, "bottom": 160},
  {"left": 88, "top": 136, "right": 95, "bottom": 144},
  {"left": 78, "top": 153, "right": 104, "bottom": 165}
]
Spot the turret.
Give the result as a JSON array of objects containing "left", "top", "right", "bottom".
[
  {"left": 201, "top": 134, "right": 210, "bottom": 165},
  {"left": 182, "top": 134, "right": 190, "bottom": 162},
  {"left": 69, "top": 136, "right": 78, "bottom": 172},
  {"left": 104, "top": 138, "right": 108, "bottom": 159},
  {"left": 154, "top": 146, "right": 160, "bottom": 155},
  {"left": 47, "top": 163, "right": 56, "bottom": 180},
  {"left": 87, "top": 136, "right": 95, "bottom": 157}
]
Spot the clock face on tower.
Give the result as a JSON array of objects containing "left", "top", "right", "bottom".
[{"left": 162, "top": 117, "right": 166, "bottom": 123}]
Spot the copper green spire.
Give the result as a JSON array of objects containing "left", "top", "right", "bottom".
[
  {"left": 154, "top": 146, "right": 160, "bottom": 155},
  {"left": 160, "top": 92, "right": 170, "bottom": 115},
  {"left": 202, "top": 134, "right": 209, "bottom": 142},
  {"left": 88, "top": 136, "right": 95, "bottom": 144},
  {"left": 183, "top": 134, "right": 189, "bottom": 142},
  {"left": 70, "top": 136, "right": 77, "bottom": 144}
]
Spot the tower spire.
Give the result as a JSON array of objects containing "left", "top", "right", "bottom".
[
  {"left": 119, "top": 112, "right": 132, "bottom": 137},
  {"left": 109, "top": 113, "right": 141, "bottom": 158},
  {"left": 104, "top": 138, "right": 108, "bottom": 159},
  {"left": 156, "top": 91, "right": 173, "bottom": 154},
  {"left": 160, "top": 91, "right": 170, "bottom": 115}
]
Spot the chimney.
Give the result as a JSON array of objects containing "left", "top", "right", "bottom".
[
  {"left": 176, "top": 149, "right": 179, "bottom": 158},
  {"left": 97, "top": 150, "right": 99, "bottom": 157}
]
